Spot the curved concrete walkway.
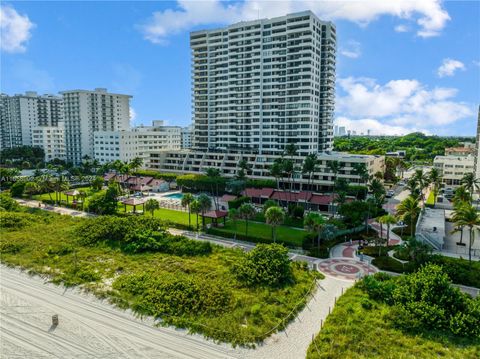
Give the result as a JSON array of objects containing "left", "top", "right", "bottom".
[{"left": 368, "top": 220, "right": 402, "bottom": 246}]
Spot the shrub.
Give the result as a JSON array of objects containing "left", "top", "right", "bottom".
[
  {"left": 290, "top": 205, "right": 304, "bottom": 219},
  {"left": 245, "top": 179, "right": 276, "bottom": 189},
  {"left": 357, "top": 274, "right": 396, "bottom": 304},
  {"left": 0, "top": 193, "right": 19, "bottom": 211},
  {"left": 228, "top": 196, "right": 250, "bottom": 209},
  {"left": 372, "top": 256, "right": 410, "bottom": 273},
  {"left": 234, "top": 243, "right": 293, "bottom": 287},
  {"left": 113, "top": 272, "right": 231, "bottom": 317},
  {"left": 10, "top": 181, "right": 26, "bottom": 197},
  {"left": 0, "top": 212, "right": 35, "bottom": 229}
]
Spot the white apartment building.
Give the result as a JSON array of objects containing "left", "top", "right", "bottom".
[
  {"left": 0, "top": 92, "right": 63, "bottom": 149},
  {"left": 190, "top": 11, "right": 336, "bottom": 156},
  {"left": 31, "top": 123, "right": 66, "bottom": 162},
  {"left": 94, "top": 121, "right": 181, "bottom": 166},
  {"left": 149, "top": 150, "right": 384, "bottom": 192},
  {"left": 181, "top": 124, "right": 193, "bottom": 149},
  {"left": 61, "top": 88, "right": 131, "bottom": 165},
  {"left": 433, "top": 155, "right": 474, "bottom": 188}
]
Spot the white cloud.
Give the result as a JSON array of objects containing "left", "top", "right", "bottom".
[
  {"left": 0, "top": 5, "right": 35, "bottom": 53},
  {"left": 335, "top": 116, "right": 430, "bottom": 136},
  {"left": 437, "top": 58, "right": 466, "bottom": 77},
  {"left": 394, "top": 24, "right": 409, "bottom": 33},
  {"left": 140, "top": 0, "right": 450, "bottom": 44},
  {"left": 473, "top": 60, "right": 480, "bottom": 67},
  {"left": 129, "top": 107, "right": 137, "bottom": 125},
  {"left": 336, "top": 76, "right": 473, "bottom": 133},
  {"left": 340, "top": 40, "right": 361, "bottom": 59}
]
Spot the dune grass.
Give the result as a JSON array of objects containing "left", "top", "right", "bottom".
[
  {"left": 307, "top": 286, "right": 480, "bottom": 359},
  {"left": 0, "top": 209, "right": 321, "bottom": 346}
]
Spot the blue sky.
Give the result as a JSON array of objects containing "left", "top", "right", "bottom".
[{"left": 1, "top": 0, "right": 479, "bottom": 136}]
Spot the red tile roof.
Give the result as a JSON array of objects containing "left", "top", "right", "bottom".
[
  {"left": 103, "top": 173, "right": 116, "bottom": 181},
  {"left": 271, "top": 191, "right": 313, "bottom": 202},
  {"left": 309, "top": 194, "right": 334, "bottom": 205},
  {"left": 126, "top": 176, "right": 153, "bottom": 185},
  {"left": 221, "top": 194, "right": 237, "bottom": 202},
  {"left": 202, "top": 210, "right": 228, "bottom": 218},
  {"left": 243, "top": 187, "right": 274, "bottom": 198}
]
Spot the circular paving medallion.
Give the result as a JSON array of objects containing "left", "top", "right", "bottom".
[{"left": 332, "top": 264, "right": 360, "bottom": 274}]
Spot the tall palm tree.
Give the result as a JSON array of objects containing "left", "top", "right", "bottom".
[
  {"left": 265, "top": 206, "right": 285, "bottom": 243},
  {"left": 269, "top": 158, "right": 284, "bottom": 191},
  {"left": 428, "top": 167, "right": 442, "bottom": 206},
  {"left": 239, "top": 203, "right": 256, "bottom": 240},
  {"left": 190, "top": 199, "right": 201, "bottom": 231},
  {"left": 228, "top": 208, "right": 240, "bottom": 239},
  {"left": 369, "top": 178, "right": 385, "bottom": 207},
  {"left": 197, "top": 193, "right": 212, "bottom": 230},
  {"left": 284, "top": 143, "right": 298, "bottom": 193},
  {"left": 453, "top": 186, "right": 470, "bottom": 205},
  {"left": 129, "top": 157, "right": 144, "bottom": 174},
  {"left": 24, "top": 181, "right": 40, "bottom": 199},
  {"left": 352, "top": 163, "right": 369, "bottom": 199},
  {"left": 452, "top": 203, "right": 480, "bottom": 262},
  {"left": 461, "top": 172, "right": 480, "bottom": 203},
  {"left": 406, "top": 176, "right": 420, "bottom": 199},
  {"left": 413, "top": 169, "right": 429, "bottom": 206},
  {"left": 303, "top": 212, "right": 326, "bottom": 248},
  {"left": 205, "top": 168, "right": 221, "bottom": 210},
  {"left": 327, "top": 160, "right": 342, "bottom": 214},
  {"left": 181, "top": 193, "right": 195, "bottom": 228},
  {"left": 396, "top": 196, "right": 420, "bottom": 236},
  {"left": 301, "top": 153, "right": 317, "bottom": 204},
  {"left": 237, "top": 158, "right": 251, "bottom": 180},
  {"left": 379, "top": 214, "right": 397, "bottom": 247},
  {"left": 145, "top": 198, "right": 159, "bottom": 217}
]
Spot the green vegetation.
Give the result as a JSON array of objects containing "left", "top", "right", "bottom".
[
  {"left": 334, "top": 132, "right": 472, "bottom": 162},
  {"left": 0, "top": 208, "right": 321, "bottom": 346},
  {"left": 307, "top": 268, "right": 480, "bottom": 359},
  {"left": 0, "top": 145, "right": 45, "bottom": 167}
]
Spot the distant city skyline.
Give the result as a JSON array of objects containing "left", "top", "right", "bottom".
[{"left": 1, "top": 1, "right": 479, "bottom": 136}]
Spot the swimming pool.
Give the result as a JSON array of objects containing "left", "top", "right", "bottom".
[{"left": 164, "top": 193, "right": 184, "bottom": 199}]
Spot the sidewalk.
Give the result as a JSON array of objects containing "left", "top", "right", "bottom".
[
  {"left": 368, "top": 220, "right": 402, "bottom": 245},
  {"left": 15, "top": 198, "right": 94, "bottom": 217}
]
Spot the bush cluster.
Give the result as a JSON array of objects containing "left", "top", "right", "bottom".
[
  {"left": 360, "top": 265, "right": 480, "bottom": 338},
  {"left": 77, "top": 216, "right": 212, "bottom": 256},
  {"left": 234, "top": 243, "right": 293, "bottom": 287},
  {"left": 113, "top": 272, "right": 231, "bottom": 317},
  {"left": 0, "top": 193, "right": 19, "bottom": 211},
  {"left": 228, "top": 196, "right": 250, "bottom": 209}
]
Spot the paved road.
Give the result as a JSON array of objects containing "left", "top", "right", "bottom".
[{"left": 0, "top": 266, "right": 240, "bottom": 359}]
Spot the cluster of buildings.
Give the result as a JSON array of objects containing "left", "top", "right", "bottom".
[
  {"left": 433, "top": 141, "right": 476, "bottom": 190},
  {"left": 0, "top": 89, "right": 193, "bottom": 165},
  {"left": 1, "top": 11, "right": 390, "bottom": 191}
]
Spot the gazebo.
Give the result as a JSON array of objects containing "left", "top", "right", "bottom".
[
  {"left": 121, "top": 197, "right": 147, "bottom": 214},
  {"left": 201, "top": 210, "right": 228, "bottom": 227}
]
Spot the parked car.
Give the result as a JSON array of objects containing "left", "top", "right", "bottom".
[{"left": 386, "top": 190, "right": 395, "bottom": 198}]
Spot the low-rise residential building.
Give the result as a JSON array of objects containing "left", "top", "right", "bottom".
[
  {"left": 149, "top": 150, "right": 384, "bottom": 192},
  {"left": 433, "top": 155, "right": 474, "bottom": 188},
  {"left": 445, "top": 146, "right": 475, "bottom": 156},
  {"left": 32, "top": 123, "right": 66, "bottom": 162},
  {"left": 94, "top": 121, "right": 181, "bottom": 166}
]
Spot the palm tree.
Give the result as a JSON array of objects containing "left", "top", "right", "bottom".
[
  {"left": 265, "top": 206, "right": 285, "bottom": 243},
  {"left": 285, "top": 143, "right": 298, "bottom": 193},
  {"left": 303, "top": 212, "right": 326, "bottom": 248},
  {"left": 453, "top": 186, "right": 470, "bottom": 205},
  {"left": 190, "top": 199, "right": 201, "bottom": 231},
  {"left": 406, "top": 176, "right": 420, "bottom": 199},
  {"left": 269, "top": 158, "right": 284, "bottom": 191},
  {"left": 369, "top": 178, "right": 385, "bottom": 207},
  {"left": 327, "top": 160, "right": 343, "bottom": 214},
  {"left": 129, "top": 157, "right": 143, "bottom": 173},
  {"left": 379, "top": 214, "right": 397, "bottom": 247},
  {"left": 413, "top": 169, "right": 429, "bottom": 206},
  {"left": 181, "top": 193, "right": 195, "bottom": 228},
  {"left": 461, "top": 172, "right": 480, "bottom": 203},
  {"left": 197, "top": 193, "right": 212, "bottom": 230},
  {"left": 228, "top": 208, "right": 240, "bottom": 239},
  {"left": 352, "top": 163, "right": 369, "bottom": 199},
  {"left": 238, "top": 203, "right": 256, "bottom": 240},
  {"left": 396, "top": 196, "right": 420, "bottom": 236},
  {"left": 145, "top": 199, "right": 159, "bottom": 217},
  {"left": 428, "top": 167, "right": 442, "bottom": 206},
  {"left": 205, "top": 168, "right": 221, "bottom": 210},
  {"left": 301, "top": 153, "right": 317, "bottom": 203},
  {"left": 237, "top": 158, "right": 251, "bottom": 180},
  {"left": 38, "top": 174, "right": 55, "bottom": 202},
  {"left": 452, "top": 203, "right": 480, "bottom": 262},
  {"left": 24, "top": 181, "right": 40, "bottom": 199}
]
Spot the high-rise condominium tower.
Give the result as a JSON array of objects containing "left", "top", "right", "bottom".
[
  {"left": 0, "top": 92, "right": 63, "bottom": 149},
  {"left": 190, "top": 10, "right": 336, "bottom": 156},
  {"left": 61, "top": 88, "right": 131, "bottom": 165}
]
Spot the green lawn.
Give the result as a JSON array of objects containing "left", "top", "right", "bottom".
[
  {"left": 426, "top": 191, "right": 435, "bottom": 206},
  {"left": 209, "top": 219, "right": 306, "bottom": 247},
  {"left": 33, "top": 187, "right": 92, "bottom": 203},
  {"left": 0, "top": 209, "right": 319, "bottom": 346},
  {"left": 307, "top": 286, "right": 480, "bottom": 358}
]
